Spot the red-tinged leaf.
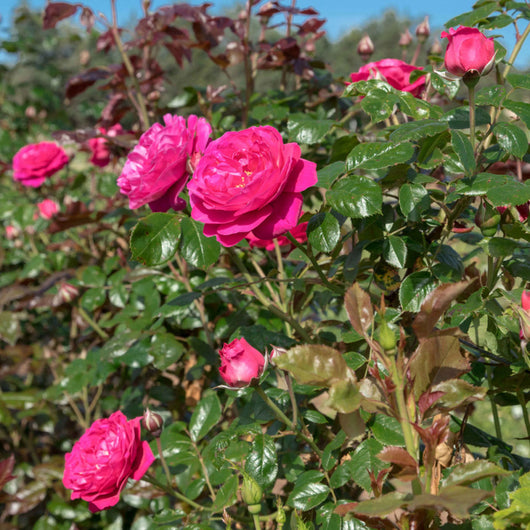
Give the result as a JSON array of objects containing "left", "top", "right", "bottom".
[
  {"left": 442, "top": 460, "right": 511, "bottom": 488},
  {"left": 5, "top": 480, "right": 47, "bottom": 515},
  {"left": 351, "top": 491, "right": 410, "bottom": 516},
  {"left": 412, "top": 280, "right": 474, "bottom": 339},
  {"left": 65, "top": 68, "right": 112, "bottom": 99},
  {"left": 0, "top": 455, "right": 15, "bottom": 491},
  {"left": 334, "top": 502, "right": 358, "bottom": 516},
  {"left": 377, "top": 447, "right": 418, "bottom": 469},
  {"left": 345, "top": 283, "right": 374, "bottom": 339},
  {"left": 418, "top": 390, "right": 445, "bottom": 416},
  {"left": 43, "top": 2, "right": 78, "bottom": 29},
  {"left": 346, "top": 514, "right": 401, "bottom": 530},
  {"left": 408, "top": 329, "right": 469, "bottom": 400},
  {"left": 406, "top": 485, "right": 491, "bottom": 519},
  {"left": 428, "top": 379, "right": 487, "bottom": 414},
  {"left": 80, "top": 7, "right": 95, "bottom": 32}
]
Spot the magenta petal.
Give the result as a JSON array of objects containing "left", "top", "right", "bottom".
[
  {"left": 253, "top": 193, "right": 302, "bottom": 240},
  {"left": 286, "top": 158, "right": 318, "bottom": 193},
  {"left": 88, "top": 492, "right": 122, "bottom": 513},
  {"left": 131, "top": 441, "right": 156, "bottom": 481}
]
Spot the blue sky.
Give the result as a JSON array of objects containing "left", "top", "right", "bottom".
[{"left": 1, "top": 0, "right": 528, "bottom": 66}]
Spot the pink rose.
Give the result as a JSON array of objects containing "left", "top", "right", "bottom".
[
  {"left": 12, "top": 142, "right": 69, "bottom": 187},
  {"left": 118, "top": 114, "right": 211, "bottom": 212},
  {"left": 349, "top": 59, "right": 426, "bottom": 97},
  {"left": 520, "top": 291, "right": 530, "bottom": 340},
  {"left": 219, "top": 338, "right": 265, "bottom": 387},
  {"left": 247, "top": 221, "right": 308, "bottom": 251},
  {"left": 36, "top": 199, "right": 59, "bottom": 220},
  {"left": 5, "top": 225, "right": 19, "bottom": 240},
  {"left": 188, "top": 126, "right": 317, "bottom": 247},
  {"left": 88, "top": 124, "right": 124, "bottom": 168},
  {"left": 63, "top": 411, "right": 155, "bottom": 513},
  {"left": 441, "top": 26, "right": 495, "bottom": 77}
]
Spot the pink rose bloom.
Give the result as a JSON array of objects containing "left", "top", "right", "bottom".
[
  {"left": 88, "top": 124, "right": 124, "bottom": 168},
  {"left": 118, "top": 114, "right": 211, "bottom": 212},
  {"left": 441, "top": 26, "right": 495, "bottom": 77},
  {"left": 188, "top": 126, "right": 317, "bottom": 247},
  {"left": 247, "top": 221, "right": 308, "bottom": 251},
  {"left": 12, "top": 142, "right": 69, "bottom": 187},
  {"left": 5, "top": 225, "right": 18, "bottom": 240},
  {"left": 37, "top": 199, "right": 59, "bottom": 220},
  {"left": 219, "top": 338, "right": 265, "bottom": 387},
  {"left": 349, "top": 59, "right": 426, "bottom": 97},
  {"left": 63, "top": 411, "right": 155, "bottom": 513},
  {"left": 520, "top": 291, "right": 530, "bottom": 340}
]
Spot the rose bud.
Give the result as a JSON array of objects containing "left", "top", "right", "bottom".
[
  {"left": 357, "top": 34, "right": 374, "bottom": 62},
  {"left": 218, "top": 338, "right": 265, "bottom": 388},
  {"left": 475, "top": 200, "right": 500, "bottom": 237},
  {"left": 241, "top": 472, "right": 263, "bottom": 513},
  {"left": 416, "top": 16, "right": 430, "bottom": 42},
  {"left": 399, "top": 28, "right": 412, "bottom": 48},
  {"left": 441, "top": 26, "right": 495, "bottom": 78},
  {"left": 36, "top": 199, "right": 59, "bottom": 220},
  {"left": 429, "top": 39, "right": 443, "bottom": 56},
  {"left": 54, "top": 282, "right": 79, "bottom": 306},
  {"left": 142, "top": 408, "right": 164, "bottom": 437}
]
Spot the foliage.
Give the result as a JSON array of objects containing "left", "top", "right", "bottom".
[{"left": 1, "top": 0, "right": 530, "bottom": 529}]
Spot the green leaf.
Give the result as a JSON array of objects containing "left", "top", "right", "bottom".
[
  {"left": 389, "top": 120, "right": 448, "bottom": 143},
  {"left": 0, "top": 312, "right": 21, "bottom": 346},
  {"left": 349, "top": 438, "right": 386, "bottom": 492},
  {"left": 507, "top": 72, "right": 530, "bottom": 90},
  {"left": 245, "top": 434, "right": 278, "bottom": 488},
  {"left": 399, "top": 270, "right": 437, "bottom": 313},
  {"left": 150, "top": 333, "right": 184, "bottom": 371},
  {"left": 350, "top": 491, "right": 409, "bottom": 517},
  {"left": 503, "top": 99, "right": 530, "bottom": 129},
  {"left": 211, "top": 474, "right": 238, "bottom": 511},
  {"left": 80, "top": 288, "right": 106, "bottom": 311},
  {"left": 488, "top": 237, "right": 521, "bottom": 258},
  {"left": 287, "top": 478, "right": 329, "bottom": 511},
  {"left": 188, "top": 392, "right": 222, "bottom": 442},
  {"left": 327, "top": 380, "right": 361, "bottom": 413},
  {"left": 327, "top": 176, "right": 382, "bottom": 219},
  {"left": 317, "top": 161, "right": 345, "bottom": 189},
  {"left": 360, "top": 89, "right": 399, "bottom": 122},
  {"left": 445, "top": 3, "right": 498, "bottom": 27},
  {"left": 397, "top": 92, "right": 432, "bottom": 119},
  {"left": 444, "top": 107, "right": 491, "bottom": 129},
  {"left": 307, "top": 212, "right": 340, "bottom": 253},
  {"left": 399, "top": 183, "right": 430, "bottom": 221},
  {"left": 383, "top": 236, "right": 407, "bottom": 269},
  {"left": 287, "top": 114, "right": 333, "bottom": 145},
  {"left": 429, "top": 379, "right": 487, "bottom": 412},
  {"left": 346, "top": 142, "right": 414, "bottom": 170},
  {"left": 494, "top": 122, "right": 528, "bottom": 158},
  {"left": 179, "top": 217, "right": 220, "bottom": 268},
  {"left": 274, "top": 344, "right": 349, "bottom": 386},
  {"left": 81, "top": 266, "right": 106, "bottom": 287},
  {"left": 443, "top": 460, "right": 511, "bottom": 488},
  {"left": 486, "top": 180, "right": 530, "bottom": 207},
  {"left": 369, "top": 415, "right": 405, "bottom": 446},
  {"left": 130, "top": 213, "right": 181, "bottom": 266},
  {"left": 451, "top": 130, "right": 476, "bottom": 176},
  {"left": 476, "top": 85, "right": 506, "bottom": 107}
]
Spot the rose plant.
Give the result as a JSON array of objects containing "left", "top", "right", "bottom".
[{"left": 2, "top": 1, "right": 530, "bottom": 529}]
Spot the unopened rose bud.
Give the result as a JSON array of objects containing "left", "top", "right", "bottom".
[
  {"left": 416, "top": 16, "right": 430, "bottom": 42},
  {"left": 378, "top": 319, "right": 396, "bottom": 352},
  {"left": 218, "top": 338, "right": 265, "bottom": 388},
  {"left": 57, "top": 282, "right": 79, "bottom": 304},
  {"left": 142, "top": 408, "right": 164, "bottom": 437},
  {"left": 241, "top": 473, "right": 262, "bottom": 511},
  {"left": 357, "top": 34, "right": 374, "bottom": 62},
  {"left": 475, "top": 200, "right": 500, "bottom": 237},
  {"left": 429, "top": 39, "right": 443, "bottom": 56},
  {"left": 399, "top": 28, "right": 412, "bottom": 48},
  {"left": 25, "top": 106, "right": 37, "bottom": 119}
]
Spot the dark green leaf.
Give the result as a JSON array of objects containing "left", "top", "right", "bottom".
[
  {"left": 444, "top": 107, "right": 491, "bottom": 129},
  {"left": 287, "top": 479, "right": 329, "bottom": 511},
  {"left": 451, "top": 130, "right": 476, "bottom": 176},
  {"left": 211, "top": 474, "right": 238, "bottom": 511},
  {"left": 476, "top": 85, "right": 506, "bottom": 107},
  {"left": 189, "top": 392, "right": 222, "bottom": 442},
  {"left": 130, "top": 213, "right": 181, "bottom": 266},
  {"left": 399, "top": 183, "right": 429, "bottom": 220},
  {"left": 150, "top": 333, "right": 185, "bottom": 371},
  {"left": 389, "top": 120, "right": 448, "bottom": 143},
  {"left": 327, "top": 176, "right": 382, "bottom": 219},
  {"left": 80, "top": 288, "right": 106, "bottom": 311},
  {"left": 397, "top": 92, "right": 432, "bottom": 119},
  {"left": 486, "top": 180, "right": 530, "bottom": 207},
  {"left": 307, "top": 212, "right": 340, "bottom": 253},
  {"left": 503, "top": 99, "right": 530, "bottom": 129},
  {"left": 346, "top": 142, "right": 414, "bottom": 170},
  {"left": 287, "top": 114, "right": 333, "bottom": 144},
  {"left": 443, "top": 460, "right": 511, "bottom": 488},
  {"left": 507, "top": 72, "right": 530, "bottom": 90},
  {"left": 348, "top": 438, "right": 386, "bottom": 492},
  {"left": 445, "top": 3, "right": 498, "bottom": 27},
  {"left": 317, "top": 161, "right": 345, "bottom": 188},
  {"left": 0, "top": 312, "right": 21, "bottom": 346},
  {"left": 245, "top": 434, "right": 278, "bottom": 488},
  {"left": 369, "top": 415, "right": 405, "bottom": 446},
  {"left": 179, "top": 217, "right": 220, "bottom": 268},
  {"left": 399, "top": 270, "right": 437, "bottom": 313},
  {"left": 360, "top": 89, "right": 399, "bottom": 122},
  {"left": 494, "top": 122, "right": 529, "bottom": 158}
]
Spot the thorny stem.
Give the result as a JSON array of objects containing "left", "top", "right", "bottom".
[
  {"left": 77, "top": 306, "right": 109, "bottom": 340},
  {"left": 253, "top": 514, "right": 261, "bottom": 530},
  {"left": 144, "top": 474, "right": 208, "bottom": 511},
  {"left": 467, "top": 83, "right": 476, "bottom": 151},
  {"left": 156, "top": 437, "right": 173, "bottom": 489},
  {"left": 487, "top": 364, "right": 503, "bottom": 442},
  {"left": 110, "top": 0, "right": 150, "bottom": 130},
  {"left": 191, "top": 437, "right": 217, "bottom": 501}
]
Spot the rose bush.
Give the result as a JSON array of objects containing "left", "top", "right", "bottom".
[
  {"left": 12, "top": 141, "right": 69, "bottom": 187},
  {"left": 88, "top": 124, "right": 124, "bottom": 167},
  {"left": 218, "top": 338, "right": 265, "bottom": 387},
  {"left": 441, "top": 26, "right": 495, "bottom": 77},
  {"left": 187, "top": 126, "right": 317, "bottom": 247},
  {"left": 118, "top": 114, "right": 211, "bottom": 212},
  {"left": 349, "top": 58, "right": 425, "bottom": 97},
  {"left": 63, "top": 411, "right": 155, "bottom": 513}
]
